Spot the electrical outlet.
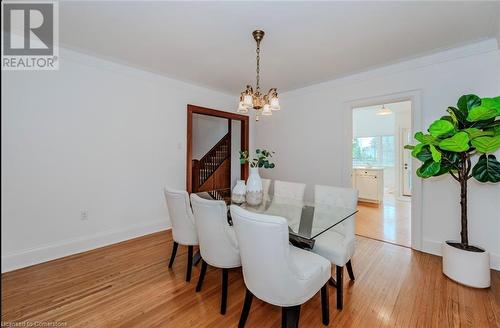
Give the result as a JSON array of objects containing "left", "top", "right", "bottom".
[{"left": 80, "top": 209, "right": 89, "bottom": 220}]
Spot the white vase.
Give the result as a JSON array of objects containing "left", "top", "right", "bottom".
[
  {"left": 246, "top": 167, "right": 263, "bottom": 206},
  {"left": 442, "top": 241, "right": 490, "bottom": 288},
  {"left": 231, "top": 180, "right": 246, "bottom": 204}
]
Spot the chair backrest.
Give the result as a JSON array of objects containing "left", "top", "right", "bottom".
[
  {"left": 274, "top": 180, "right": 306, "bottom": 201},
  {"left": 314, "top": 185, "right": 358, "bottom": 208},
  {"left": 190, "top": 194, "right": 240, "bottom": 268},
  {"left": 231, "top": 205, "right": 307, "bottom": 305},
  {"left": 163, "top": 188, "right": 198, "bottom": 245},
  {"left": 314, "top": 185, "right": 358, "bottom": 234},
  {"left": 261, "top": 178, "right": 272, "bottom": 196}
]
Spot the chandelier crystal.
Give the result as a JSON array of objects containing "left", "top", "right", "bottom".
[{"left": 237, "top": 30, "right": 280, "bottom": 121}]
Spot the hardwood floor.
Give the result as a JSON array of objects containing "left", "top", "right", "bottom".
[
  {"left": 356, "top": 194, "right": 411, "bottom": 247},
  {"left": 2, "top": 230, "right": 499, "bottom": 327}
]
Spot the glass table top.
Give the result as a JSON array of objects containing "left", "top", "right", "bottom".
[{"left": 196, "top": 189, "right": 358, "bottom": 241}]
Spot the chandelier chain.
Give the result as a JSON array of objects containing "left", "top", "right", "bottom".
[{"left": 256, "top": 40, "right": 260, "bottom": 91}]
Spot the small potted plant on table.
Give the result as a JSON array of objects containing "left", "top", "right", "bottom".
[
  {"left": 406, "top": 94, "right": 499, "bottom": 288},
  {"left": 239, "top": 149, "right": 275, "bottom": 205}
]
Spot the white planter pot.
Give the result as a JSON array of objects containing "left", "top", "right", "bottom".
[
  {"left": 231, "top": 180, "right": 246, "bottom": 204},
  {"left": 442, "top": 241, "right": 490, "bottom": 288},
  {"left": 246, "top": 167, "right": 263, "bottom": 206}
]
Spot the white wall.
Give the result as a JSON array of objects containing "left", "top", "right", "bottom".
[
  {"left": 256, "top": 39, "right": 500, "bottom": 269},
  {"left": 1, "top": 47, "right": 237, "bottom": 272},
  {"left": 231, "top": 120, "right": 242, "bottom": 188},
  {"left": 192, "top": 114, "right": 228, "bottom": 160}
]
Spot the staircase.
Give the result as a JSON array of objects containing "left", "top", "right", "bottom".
[{"left": 192, "top": 133, "right": 231, "bottom": 192}]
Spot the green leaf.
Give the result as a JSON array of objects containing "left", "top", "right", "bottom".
[
  {"left": 415, "top": 132, "right": 439, "bottom": 145},
  {"left": 440, "top": 116, "right": 455, "bottom": 126},
  {"left": 463, "top": 128, "right": 494, "bottom": 140},
  {"left": 435, "top": 164, "right": 451, "bottom": 176},
  {"left": 438, "top": 132, "right": 470, "bottom": 152},
  {"left": 472, "top": 154, "right": 500, "bottom": 183},
  {"left": 411, "top": 144, "right": 433, "bottom": 162},
  {"left": 404, "top": 145, "right": 415, "bottom": 150},
  {"left": 428, "top": 119, "right": 455, "bottom": 137},
  {"left": 467, "top": 106, "right": 498, "bottom": 122},
  {"left": 411, "top": 143, "right": 424, "bottom": 158},
  {"left": 441, "top": 151, "right": 460, "bottom": 167},
  {"left": 488, "top": 125, "right": 500, "bottom": 136},
  {"left": 429, "top": 144, "right": 442, "bottom": 162},
  {"left": 416, "top": 160, "right": 441, "bottom": 178},
  {"left": 417, "top": 147, "right": 433, "bottom": 162},
  {"left": 471, "top": 135, "right": 500, "bottom": 153},
  {"left": 457, "top": 94, "right": 481, "bottom": 115},
  {"left": 447, "top": 106, "right": 467, "bottom": 126},
  {"left": 467, "top": 97, "right": 500, "bottom": 122}
]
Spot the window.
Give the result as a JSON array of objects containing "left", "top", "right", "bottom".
[{"left": 353, "top": 135, "right": 395, "bottom": 167}]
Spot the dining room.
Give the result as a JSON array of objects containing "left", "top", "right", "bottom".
[{"left": 2, "top": 2, "right": 500, "bottom": 328}]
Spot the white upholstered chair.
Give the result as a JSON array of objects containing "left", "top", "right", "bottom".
[
  {"left": 163, "top": 188, "right": 199, "bottom": 282},
  {"left": 230, "top": 205, "right": 331, "bottom": 328},
  {"left": 274, "top": 180, "right": 306, "bottom": 201},
  {"left": 190, "top": 194, "right": 241, "bottom": 315},
  {"left": 312, "top": 185, "right": 358, "bottom": 310}
]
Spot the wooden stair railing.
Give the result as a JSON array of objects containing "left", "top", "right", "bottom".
[{"left": 192, "top": 133, "right": 231, "bottom": 192}]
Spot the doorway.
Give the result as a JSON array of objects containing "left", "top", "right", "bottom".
[
  {"left": 186, "top": 104, "right": 249, "bottom": 193},
  {"left": 351, "top": 100, "right": 412, "bottom": 247}
]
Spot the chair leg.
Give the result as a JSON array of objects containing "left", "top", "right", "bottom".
[
  {"left": 328, "top": 276, "right": 337, "bottom": 287},
  {"left": 195, "top": 260, "right": 207, "bottom": 292},
  {"left": 186, "top": 245, "right": 193, "bottom": 282},
  {"left": 346, "top": 259, "right": 355, "bottom": 281},
  {"left": 320, "top": 283, "right": 329, "bottom": 325},
  {"left": 282, "top": 305, "right": 301, "bottom": 328},
  {"left": 336, "top": 265, "right": 344, "bottom": 310},
  {"left": 238, "top": 288, "right": 254, "bottom": 328},
  {"left": 220, "top": 268, "right": 229, "bottom": 315},
  {"left": 168, "top": 242, "right": 178, "bottom": 268},
  {"left": 192, "top": 250, "right": 202, "bottom": 266}
]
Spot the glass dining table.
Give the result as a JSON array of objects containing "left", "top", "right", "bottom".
[{"left": 195, "top": 189, "right": 358, "bottom": 249}]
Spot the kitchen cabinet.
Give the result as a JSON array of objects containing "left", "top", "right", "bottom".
[{"left": 353, "top": 168, "right": 384, "bottom": 204}]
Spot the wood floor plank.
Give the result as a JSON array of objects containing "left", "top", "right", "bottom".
[{"left": 2, "top": 230, "right": 499, "bottom": 327}]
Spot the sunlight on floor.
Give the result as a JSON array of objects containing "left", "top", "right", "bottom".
[{"left": 355, "top": 193, "right": 411, "bottom": 247}]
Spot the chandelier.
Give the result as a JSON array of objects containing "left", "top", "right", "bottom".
[{"left": 237, "top": 30, "right": 280, "bottom": 121}]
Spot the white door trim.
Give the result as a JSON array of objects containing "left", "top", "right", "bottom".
[{"left": 341, "top": 90, "right": 423, "bottom": 251}]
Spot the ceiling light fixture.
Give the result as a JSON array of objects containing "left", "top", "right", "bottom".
[
  {"left": 376, "top": 104, "right": 392, "bottom": 116},
  {"left": 237, "top": 30, "right": 280, "bottom": 121}
]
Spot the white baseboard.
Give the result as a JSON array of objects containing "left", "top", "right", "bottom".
[
  {"left": 422, "top": 239, "right": 500, "bottom": 271},
  {"left": 1, "top": 220, "right": 171, "bottom": 273}
]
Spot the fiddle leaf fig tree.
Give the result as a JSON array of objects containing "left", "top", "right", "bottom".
[{"left": 405, "top": 94, "right": 500, "bottom": 250}]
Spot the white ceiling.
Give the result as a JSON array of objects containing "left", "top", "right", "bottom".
[{"left": 59, "top": 1, "right": 500, "bottom": 95}]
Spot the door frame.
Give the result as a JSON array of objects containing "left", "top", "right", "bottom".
[
  {"left": 186, "top": 104, "right": 250, "bottom": 193},
  {"left": 341, "top": 90, "right": 423, "bottom": 251}
]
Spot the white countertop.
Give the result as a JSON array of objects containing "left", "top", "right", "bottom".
[{"left": 353, "top": 166, "right": 385, "bottom": 170}]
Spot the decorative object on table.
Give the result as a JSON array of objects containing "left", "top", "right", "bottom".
[
  {"left": 231, "top": 180, "right": 247, "bottom": 204},
  {"left": 405, "top": 94, "right": 500, "bottom": 288},
  {"left": 240, "top": 149, "right": 275, "bottom": 205},
  {"left": 236, "top": 30, "right": 281, "bottom": 122}
]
